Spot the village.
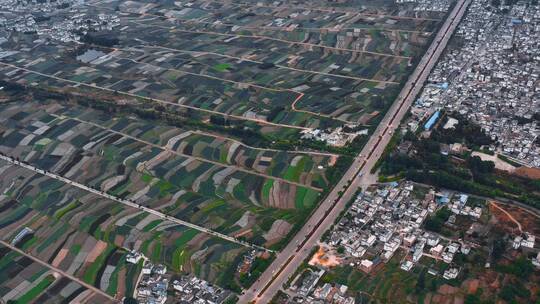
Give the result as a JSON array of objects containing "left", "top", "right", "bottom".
[
  {"left": 406, "top": 0, "right": 540, "bottom": 168},
  {"left": 125, "top": 251, "right": 234, "bottom": 304},
  {"left": 281, "top": 181, "right": 540, "bottom": 303},
  {"left": 0, "top": 0, "right": 539, "bottom": 302},
  {"left": 0, "top": 0, "right": 119, "bottom": 42}
]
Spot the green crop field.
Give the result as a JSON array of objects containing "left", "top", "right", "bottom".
[{"left": 13, "top": 275, "right": 56, "bottom": 303}]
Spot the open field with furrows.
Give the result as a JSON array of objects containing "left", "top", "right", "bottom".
[
  {"left": 0, "top": 0, "right": 448, "bottom": 127},
  {"left": 0, "top": 50, "right": 295, "bottom": 120},
  {"left": 113, "top": 39, "right": 408, "bottom": 88},
  {"left": 0, "top": 61, "right": 339, "bottom": 132},
  {"left": 0, "top": 39, "right": 403, "bottom": 126},
  {"left": 0, "top": 244, "right": 113, "bottom": 304},
  {"left": 0, "top": 50, "right": 380, "bottom": 129},
  {"left": 67, "top": 105, "right": 334, "bottom": 189},
  {"left": 0, "top": 160, "right": 249, "bottom": 293},
  {"left": 108, "top": 0, "right": 444, "bottom": 32},
  {"left": 231, "top": 28, "right": 430, "bottom": 57},
  {"left": 147, "top": 0, "right": 450, "bottom": 20},
  {"left": 0, "top": 102, "right": 324, "bottom": 245},
  {"left": 117, "top": 18, "right": 423, "bottom": 78}
]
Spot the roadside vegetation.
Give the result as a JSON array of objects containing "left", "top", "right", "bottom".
[{"left": 377, "top": 112, "right": 540, "bottom": 209}]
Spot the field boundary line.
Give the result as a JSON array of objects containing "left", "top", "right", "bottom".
[
  {"left": 136, "top": 44, "right": 402, "bottom": 84},
  {"left": 88, "top": 2, "right": 431, "bottom": 35},
  {"left": 50, "top": 113, "right": 323, "bottom": 191},
  {"left": 0, "top": 155, "right": 272, "bottom": 252},
  {"left": 126, "top": 17, "right": 413, "bottom": 59},
  {"left": 113, "top": 53, "right": 364, "bottom": 125},
  {"left": 0, "top": 240, "right": 119, "bottom": 302},
  {"left": 0, "top": 62, "right": 312, "bottom": 130},
  {"left": 210, "top": 1, "right": 444, "bottom": 22}
]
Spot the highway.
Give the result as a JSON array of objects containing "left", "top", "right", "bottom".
[
  {"left": 0, "top": 155, "right": 270, "bottom": 253},
  {"left": 238, "top": 0, "right": 471, "bottom": 302}
]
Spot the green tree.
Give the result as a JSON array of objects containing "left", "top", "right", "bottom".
[
  {"left": 415, "top": 270, "right": 426, "bottom": 294},
  {"left": 123, "top": 297, "right": 138, "bottom": 304}
]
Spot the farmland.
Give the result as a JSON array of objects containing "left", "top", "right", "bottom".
[
  {"left": 0, "top": 157, "right": 249, "bottom": 296},
  {"left": 0, "top": 101, "right": 328, "bottom": 245},
  {"left": 0, "top": 99, "right": 340, "bottom": 295},
  {"left": 0, "top": 244, "right": 112, "bottom": 303},
  {"left": 0, "top": 0, "right": 448, "bottom": 130},
  {"left": 0, "top": 0, "right": 455, "bottom": 300}
]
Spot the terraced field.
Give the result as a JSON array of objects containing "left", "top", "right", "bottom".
[
  {"left": 0, "top": 0, "right": 448, "bottom": 129},
  {"left": 0, "top": 0, "right": 454, "bottom": 298},
  {"left": 0, "top": 244, "right": 113, "bottom": 303},
  {"left": 0, "top": 101, "right": 332, "bottom": 247},
  {"left": 0, "top": 159, "right": 249, "bottom": 294}
]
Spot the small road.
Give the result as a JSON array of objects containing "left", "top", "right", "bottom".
[
  {"left": 89, "top": 4, "right": 426, "bottom": 52},
  {"left": 494, "top": 199, "right": 540, "bottom": 219},
  {"left": 140, "top": 17, "right": 413, "bottom": 58},
  {"left": 50, "top": 114, "right": 322, "bottom": 192},
  {"left": 0, "top": 240, "right": 118, "bottom": 302},
  {"left": 0, "top": 155, "right": 270, "bottom": 252},
  {"left": 489, "top": 201, "right": 523, "bottom": 233},
  {"left": 120, "top": 41, "right": 397, "bottom": 124},
  {"left": 205, "top": 23, "right": 431, "bottom": 34},
  {"left": 163, "top": 27, "right": 412, "bottom": 60},
  {"left": 239, "top": 0, "right": 471, "bottom": 301},
  {"left": 113, "top": 52, "right": 289, "bottom": 93},
  {"left": 65, "top": 41, "right": 389, "bottom": 126},
  {"left": 111, "top": 53, "right": 358, "bottom": 124}
]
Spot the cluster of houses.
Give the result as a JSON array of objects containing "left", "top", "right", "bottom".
[
  {"left": 171, "top": 276, "right": 231, "bottom": 304},
  {"left": 136, "top": 262, "right": 169, "bottom": 304},
  {"left": 448, "top": 194, "right": 483, "bottom": 219},
  {"left": 291, "top": 269, "right": 326, "bottom": 297},
  {"left": 290, "top": 268, "right": 355, "bottom": 304},
  {"left": 287, "top": 182, "right": 495, "bottom": 302},
  {"left": 325, "top": 182, "right": 479, "bottom": 279},
  {"left": 327, "top": 182, "right": 432, "bottom": 269},
  {"left": 0, "top": 0, "right": 120, "bottom": 43},
  {"left": 126, "top": 251, "right": 232, "bottom": 304},
  {"left": 301, "top": 127, "right": 368, "bottom": 147},
  {"left": 311, "top": 283, "right": 355, "bottom": 304},
  {"left": 406, "top": 0, "right": 540, "bottom": 168},
  {"left": 395, "top": 0, "right": 452, "bottom": 12},
  {"left": 512, "top": 233, "right": 536, "bottom": 250}
]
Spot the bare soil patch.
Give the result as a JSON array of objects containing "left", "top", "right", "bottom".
[{"left": 514, "top": 166, "right": 540, "bottom": 179}]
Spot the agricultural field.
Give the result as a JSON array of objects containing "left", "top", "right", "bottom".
[
  {"left": 0, "top": 101, "right": 328, "bottom": 247},
  {"left": 0, "top": 0, "right": 450, "bottom": 129},
  {"left": 0, "top": 244, "right": 112, "bottom": 303},
  {"left": 0, "top": 0, "right": 456, "bottom": 298},
  {"left": 0, "top": 158, "right": 249, "bottom": 296}
]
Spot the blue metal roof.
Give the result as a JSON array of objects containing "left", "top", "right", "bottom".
[{"left": 424, "top": 111, "right": 440, "bottom": 130}]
